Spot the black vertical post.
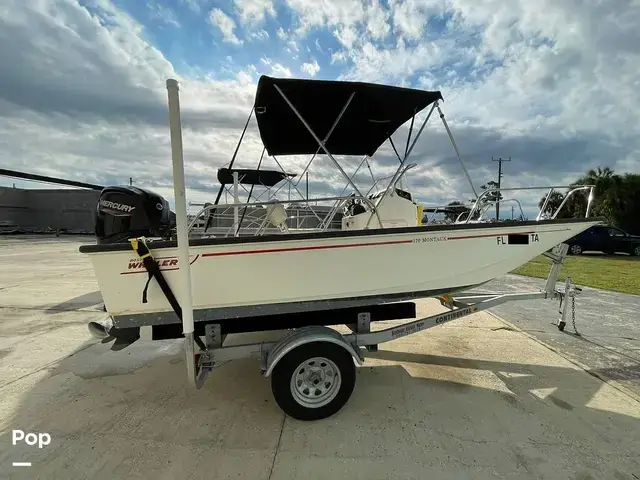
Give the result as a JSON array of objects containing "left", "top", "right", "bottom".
[
  {"left": 496, "top": 161, "right": 502, "bottom": 221},
  {"left": 306, "top": 172, "right": 309, "bottom": 203},
  {"left": 129, "top": 177, "right": 133, "bottom": 186},
  {"left": 492, "top": 156, "right": 511, "bottom": 220}
]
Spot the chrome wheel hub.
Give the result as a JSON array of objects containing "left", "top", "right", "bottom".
[{"left": 290, "top": 356, "right": 341, "bottom": 409}]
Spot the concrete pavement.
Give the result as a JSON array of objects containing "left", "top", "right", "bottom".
[
  {"left": 481, "top": 274, "right": 640, "bottom": 400},
  {"left": 1, "top": 236, "right": 639, "bottom": 479}
]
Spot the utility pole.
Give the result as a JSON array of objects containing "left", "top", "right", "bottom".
[{"left": 492, "top": 156, "right": 511, "bottom": 220}]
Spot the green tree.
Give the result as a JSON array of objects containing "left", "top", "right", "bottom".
[
  {"left": 550, "top": 166, "right": 640, "bottom": 234},
  {"left": 480, "top": 180, "right": 503, "bottom": 205},
  {"left": 538, "top": 190, "right": 565, "bottom": 217},
  {"left": 606, "top": 173, "right": 640, "bottom": 234},
  {"left": 475, "top": 180, "right": 504, "bottom": 219},
  {"left": 444, "top": 200, "right": 470, "bottom": 222},
  {"left": 572, "top": 166, "right": 622, "bottom": 220}
]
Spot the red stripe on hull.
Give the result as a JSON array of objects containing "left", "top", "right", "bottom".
[
  {"left": 202, "top": 239, "right": 413, "bottom": 257},
  {"left": 119, "top": 228, "right": 567, "bottom": 273}
]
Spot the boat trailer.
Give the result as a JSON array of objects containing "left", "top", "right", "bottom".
[{"left": 181, "top": 242, "right": 581, "bottom": 421}]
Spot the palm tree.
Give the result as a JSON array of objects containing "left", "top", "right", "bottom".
[
  {"left": 538, "top": 191, "right": 565, "bottom": 217},
  {"left": 571, "top": 166, "right": 621, "bottom": 221}
]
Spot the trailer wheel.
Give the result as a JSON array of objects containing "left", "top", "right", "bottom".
[{"left": 271, "top": 341, "right": 356, "bottom": 421}]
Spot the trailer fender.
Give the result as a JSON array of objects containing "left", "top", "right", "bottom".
[{"left": 264, "top": 326, "right": 363, "bottom": 377}]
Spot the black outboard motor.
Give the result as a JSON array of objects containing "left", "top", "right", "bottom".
[{"left": 95, "top": 186, "right": 174, "bottom": 244}]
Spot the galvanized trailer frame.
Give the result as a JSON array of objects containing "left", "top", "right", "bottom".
[{"left": 185, "top": 242, "right": 580, "bottom": 420}]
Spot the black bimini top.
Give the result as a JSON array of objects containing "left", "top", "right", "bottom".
[
  {"left": 217, "top": 168, "right": 295, "bottom": 187},
  {"left": 254, "top": 76, "right": 443, "bottom": 157}
]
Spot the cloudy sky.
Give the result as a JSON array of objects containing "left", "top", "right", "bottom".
[{"left": 1, "top": 0, "right": 639, "bottom": 215}]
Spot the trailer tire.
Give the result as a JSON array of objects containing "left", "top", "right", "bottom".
[{"left": 271, "top": 341, "right": 356, "bottom": 421}]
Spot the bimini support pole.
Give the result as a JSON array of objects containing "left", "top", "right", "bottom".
[
  {"left": 166, "top": 79, "right": 204, "bottom": 388},
  {"left": 436, "top": 103, "right": 479, "bottom": 199},
  {"left": 232, "top": 171, "right": 240, "bottom": 236},
  {"left": 375, "top": 103, "right": 437, "bottom": 207},
  {"left": 273, "top": 85, "right": 364, "bottom": 198},
  {"left": 405, "top": 102, "right": 437, "bottom": 160}
]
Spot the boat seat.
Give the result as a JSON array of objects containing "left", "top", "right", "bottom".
[{"left": 266, "top": 204, "right": 289, "bottom": 233}]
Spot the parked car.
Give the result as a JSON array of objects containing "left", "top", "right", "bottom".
[{"left": 566, "top": 225, "right": 640, "bottom": 256}]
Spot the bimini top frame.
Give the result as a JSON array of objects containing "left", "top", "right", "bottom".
[
  {"left": 254, "top": 75, "right": 443, "bottom": 157},
  {"left": 251, "top": 75, "right": 479, "bottom": 226},
  {"left": 187, "top": 74, "right": 491, "bottom": 238}
]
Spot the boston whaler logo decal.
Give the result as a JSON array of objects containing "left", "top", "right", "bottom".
[
  {"left": 121, "top": 254, "right": 200, "bottom": 274},
  {"left": 99, "top": 200, "right": 136, "bottom": 215},
  {"left": 128, "top": 258, "right": 176, "bottom": 270}
]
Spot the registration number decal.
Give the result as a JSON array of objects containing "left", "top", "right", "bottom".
[{"left": 497, "top": 233, "right": 539, "bottom": 245}]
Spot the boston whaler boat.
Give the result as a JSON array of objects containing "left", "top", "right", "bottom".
[{"left": 81, "top": 76, "right": 602, "bottom": 420}]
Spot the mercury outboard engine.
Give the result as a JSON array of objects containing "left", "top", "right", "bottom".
[{"left": 95, "top": 186, "right": 174, "bottom": 245}]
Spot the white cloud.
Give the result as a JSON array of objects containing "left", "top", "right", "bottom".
[
  {"left": 286, "top": 39, "right": 299, "bottom": 52},
  {"left": 338, "top": 38, "right": 458, "bottom": 84},
  {"left": 209, "top": 8, "right": 243, "bottom": 45},
  {"left": 287, "top": 0, "right": 638, "bottom": 205},
  {"left": 272, "top": 64, "right": 293, "bottom": 77},
  {"left": 1, "top": 0, "right": 639, "bottom": 216},
  {"left": 148, "top": 2, "right": 181, "bottom": 27},
  {"left": 236, "top": 66, "right": 257, "bottom": 85},
  {"left": 331, "top": 51, "right": 347, "bottom": 64},
  {"left": 301, "top": 60, "right": 320, "bottom": 77},
  {"left": 249, "top": 29, "right": 269, "bottom": 41},
  {"left": 388, "top": 0, "right": 445, "bottom": 41},
  {"left": 334, "top": 25, "right": 358, "bottom": 49},
  {"left": 179, "top": 0, "right": 204, "bottom": 13},
  {"left": 0, "top": 0, "right": 260, "bottom": 204},
  {"left": 365, "top": 0, "right": 390, "bottom": 40},
  {"left": 260, "top": 57, "right": 293, "bottom": 78},
  {"left": 285, "top": 0, "right": 365, "bottom": 34},
  {"left": 285, "top": 0, "right": 640, "bottom": 155},
  {"left": 233, "top": 0, "right": 276, "bottom": 25}
]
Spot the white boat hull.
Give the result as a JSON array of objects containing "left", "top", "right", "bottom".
[{"left": 81, "top": 218, "right": 600, "bottom": 327}]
